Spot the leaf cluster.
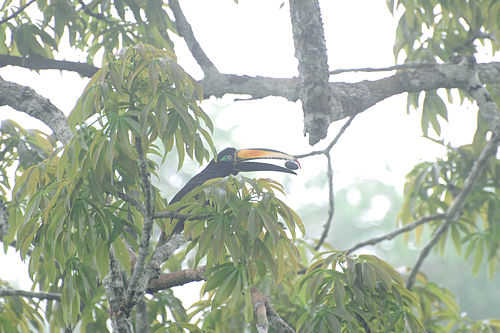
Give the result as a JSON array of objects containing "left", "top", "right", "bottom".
[
  {"left": 0, "top": 0, "right": 176, "bottom": 60},
  {"left": 400, "top": 130, "right": 500, "bottom": 277},
  {"left": 0, "top": 43, "right": 215, "bottom": 330},
  {"left": 0, "top": 280, "right": 45, "bottom": 332},
  {"left": 166, "top": 175, "right": 304, "bottom": 327},
  {"left": 391, "top": 0, "right": 500, "bottom": 63}
]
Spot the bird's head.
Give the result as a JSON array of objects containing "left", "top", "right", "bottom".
[{"left": 210, "top": 147, "right": 300, "bottom": 177}]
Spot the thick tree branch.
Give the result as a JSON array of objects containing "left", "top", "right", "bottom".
[
  {"left": 4, "top": 52, "right": 500, "bottom": 146},
  {"left": 250, "top": 288, "right": 295, "bottom": 333},
  {"left": 289, "top": 0, "right": 330, "bottom": 145},
  {"left": 0, "top": 288, "right": 61, "bottom": 301},
  {"left": 148, "top": 233, "right": 185, "bottom": 269},
  {"left": 135, "top": 297, "right": 149, "bottom": 333},
  {"left": 0, "top": 55, "right": 99, "bottom": 78},
  {"left": 344, "top": 214, "right": 446, "bottom": 255},
  {"left": 251, "top": 287, "right": 269, "bottom": 333},
  {"left": 0, "top": 76, "right": 72, "bottom": 144},
  {"left": 125, "top": 137, "right": 155, "bottom": 310},
  {"left": 169, "top": 0, "right": 218, "bottom": 76},
  {"left": 4, "top": 51, "right": 500, "bottom": 149},
  {"left": 103, "top": 250, "right": 132, "bottom": 332},
  {"left": 0, "top": 0, "right": 37, "bottom": 24},
  {"left": 146, "top": 266, "right": 206, "bottom": 293}
]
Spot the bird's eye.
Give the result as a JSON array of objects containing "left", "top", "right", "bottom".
[{"left": 227, "top": 155, "right": 233, "bottom": 160}]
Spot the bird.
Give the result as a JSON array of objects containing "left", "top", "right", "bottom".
[{"left": 158, "top": 147, "right": 300, "bottom": 246}]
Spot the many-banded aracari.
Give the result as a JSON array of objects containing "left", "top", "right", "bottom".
[{"left": 160, "top": 147, "right": 299, "bottom": 245}]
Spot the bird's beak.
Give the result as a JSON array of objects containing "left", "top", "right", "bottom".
[{"left": 233, "top": 148, "right": 300, "bottom": 175}]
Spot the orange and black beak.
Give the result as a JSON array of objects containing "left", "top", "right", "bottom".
[{"left": 233, "top": 148, "right": 300, "bottom": 175}]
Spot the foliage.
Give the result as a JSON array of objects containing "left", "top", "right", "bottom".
[
  {"left": 400, "top": 125, "right": 500, "bottom": 277},
  {"left": 0, "top": 0, "right": 176, "bottom": 60},
  {"left": 0, "top": 0, "right": 500, "bottom": 332},
  {"left": 1, "top": 42, "right": 215, "bottom": 330},
  {"left": 391, "top": 0, "right": 500, "bottom": 143},
  {"left": 0, "top": 281, "right": 45, "bottom": 332}
]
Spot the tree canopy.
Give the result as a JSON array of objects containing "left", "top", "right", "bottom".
[{"left": 1, "top": 0, "right": 500, "bottom": 332}]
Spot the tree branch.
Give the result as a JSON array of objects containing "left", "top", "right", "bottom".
[
  {"left": 146, "top": 266, "right": 206, "bottom": 293},
  {"left": 125, "top": 137, "right": 155, "bottom": 310},
  {"left": 251, "top": 287, "right": 269, "bottom": 333},
  {"left": 0, "top": 0, "right": 37, "bottom": 24},
  {"left": 117, "top": 191, "right": 145, "bottom": 214},
  {"left": 296, "top": 115, "right": 357, "bottom": 158},
  {"left": 289, "top": 0, "right": 330, "bottom": 145},
  {"left": 76, "top": 0, "right": 113, "bottom": 23},
  {"left": 0, "top": 55, "right": 99, "bottom": 78},
  {"left": 103, "top": 250, "right": 132, "bottom": 332},
  {"left": 153, "top": 211, "right": 190, "bottom": 220},
  {"left": 294, "top": 115, "right": 356, "bottom": 249},
  {"left": 169, "top": 0, "right": 218, "bottom": 76},
  {"left": 250, "top": 287, "right": 295, "bottom": 333},
  {"left": 0, "top": 288, "right": 61, "bottom": 301},
  {"left": 4, "top": 52, "right": 500, "bottom": 144},
  {"left": 344, "top": 214, "right": 446, "bottom": 255},
  {"left": 135, "top": 297, "right": 150, "bottom": 333},
  {"left": 314, "top": 153, "right": 334, "bottom": 250},
  {"left": 0, "top": 76, "right": 73, "bottom": 144},
  {"left": 406, "top": 138, "right": 497, "bottom": 289},
  {"left": 0, "top": 198, "right": 8, "bottom": 240},
  {"left": 329, "top": 62, "right": 436, "bottom": 75},
  {"left": 406, "top": 57, "right": 500, "bottom": 290}
]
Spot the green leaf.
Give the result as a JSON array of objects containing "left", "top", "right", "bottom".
[
  {"left": 174, "top": 130, "right": 185, "bottom": 171},
  {"left": 113, "top": 237, "right": 131, "bottom": 274},
  {"left": 472, "top": 238, "right": 484, "bottom": 275},
  {"left": 95, "top": 239, "right": 110, "bottom": 278},
  {"left": 212, "top": 268, "right": 238, "bottom": 309}
]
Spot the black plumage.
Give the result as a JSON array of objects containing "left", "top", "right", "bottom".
[{"left": 159, "top": 147, "right": 298, "bottom": 245}]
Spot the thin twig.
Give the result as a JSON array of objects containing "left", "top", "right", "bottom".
[
  {"left": 295, "top": 114, "right": 357, "bottom": 158},
  {"left": 406, "top": 138, "right": 498, "bottom": 289},
  {"left": 77, "top": 0, "right": 113, "bottom": 23},
  {"left": 169, "top": 0, "right": 218, "bottom": 76},
  {"left": 0, "top": 54, "right": 99, "bottom": 77},
  {"left": 406, "top": 57, "right": 500, "bottom": 289},
  {"left": 329, "top": 62, "right": 436, "bottom": 75},
  {"left": 344, "top": 214, "right": 445, "bottom": 255},
  {"left": 0, "top": 288, "right": 61, "bottom": 301},
  {"left": 117, "top": 191, "right": 145, "bottom": 213},
  {"left": 314, "top": 153, "right": 334, "bottom": 250},
  {"left": 0, "top": 0, "right": 37, "bottom": 25},
  {"left": 296, "top": 115, "right": 356, "bottom": 250},
  {"left": 153, "top": 211, "right": 212, "bottom": 221}
]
